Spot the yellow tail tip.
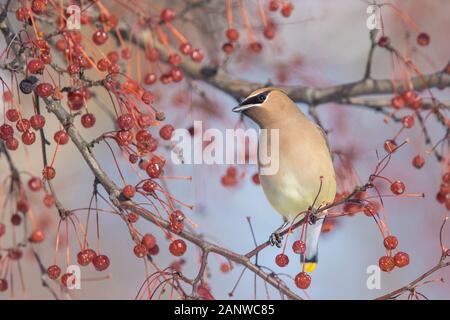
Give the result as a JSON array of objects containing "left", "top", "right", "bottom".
[{"left": 304, "top": 262, "right": 317, "bottom": 273}]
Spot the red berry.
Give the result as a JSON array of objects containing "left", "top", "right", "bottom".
[
  {"left": 191, "top": 49, "right": 204, "bottom": 62},
  {"left": 117, "top": 113, "right": 135, "bottom": 131},
  {"left": 159, "top": 124, "right": 175, "bottom": 140},
  {"left": 93, "top": 254, "right": 110, "bottom": 271},
  {"left": 220, "top": 263, "right": 231, "bottom": 273},
  {"left": 35, "top": 83, "right": 54, "bottom": 98},
  {"left": 115, "top": 130, "right": 133, "bottom": 146},
  {"left": 61, "top": 273, "right": 76, "bottom": 288},
  {"left": 67, "top": 63, "right": 81, "bottom": 75},
  {"left": 226, "top": 28, "right": 239, "bottom": 41},
  {"left": 6, "top": 109, "right": 20, "bottom": 122},
  {"left": 417, "top": 32, "right": 430, "bottom": 46},
  {"left": 402, "top": 115, "right": 414, "bottom": 128},
  {"left": 0, "top": 124, "right": 14, "bottom": 140},
  {"left": 0, "top": 223, "right": 5, "bottom": 237},
  {"left": 30, "top": 114, "right": 46, "bottom": 130},
  {"left": 8, "top": 248, "right": 22, "bottom": 260},
  {"left": 160, "top": 8, "right": 176, "bottom": 22},
  {"left": 402, "top": 90, "right": 422, "bottom": 110},
  {"left": 281, "top": 3, "right": 293, "bottom": 17},
  {"left": 292, "top": 240, "right": 306, "bottom": 254},
  {"left": 179, "top": 42, "right": 193, "bottom": 55},
  {"left": 379, "top": 256, "right": 395, "bottom": 272},
  {"left": 21, "top": 131, "right": 36, "bottom": 145},
  {"left": 394, "top": 251, "right": 409, "bottom": 268},
  {"left": 30, "top": 230, "right": 45, "bottom": 243},
  {"left": 31, "top": 0, "right": 47, "bottom": 14},
  {"left": 42, "top": 166, "right": 56, "bottom": 180},
  {"left": 17, "top": 199, "right": 29, "bottom": 213},
  {"left": 145, "top": 48, "right": 160, "bottom": 62},
  {"left": 378, "top": 36, "right": 390, "bottom": 47},
  {"left": 16, "top": 119, "right": 30, "bottom": 132},
  {"left": 264, "top": 24, "right": 276, "bottom": 39},
  {"left": 11, "top": 213, "right": 22, "bottom": 226},
  {"left": 121, "top": 48, "right": 131, "bottom": 59},
  {"left": 15, "top": 7, "right": 28, "bottom": 21},
  {"left": 171, "top": 67, "right": 184, "bottom": 82},
  {"left": 168, "top": 54, "right": 182, "bottom": 66},
  {"left": 43, "top": 194, "right": 55, "bottom": 207},
  {"left": 47, "top": 265, "right": 61, "bottom": 279},
  {"left": 391, "top": 95, "right": 405, "bottom": 109},
  {"left": 169, "top": 239, "right": 187, "bottom": 256},
  {"left": 92, "top": 29, "right": 108, "bottom": 45},
  {"left": 81, "top": 113, "right": 96, "bottom": 128},
  {"left": 226, "top": 166, "right": 237, "bottom": 178},
  {"left": 0, "top": 279, "right": 7, "bottom": 292},
  {"left": 222, "top": 43, "right": 234, "bottom": 54},
  {"left": 269, "top": 0, "right": 279, "bottom": 11},
  {"left": 77, "top": 249, "right": 97, "bottom": 266},
  {"left": 250, "top": 42, "right": 263, "bottom": 53},
  {"left": 144, "top": 73, "right": 157, "bottom": 85},
  {"left": 127, "top": 212, "right": 139, "bottom": 223},
  {"left": 384, "top": 139, "right": 397, "bottom": 153},
  {"left": 142, "top": 180, "right": 157, "bottom": 193},
  {"left": 148, "top": 244, "right": 160, "bottom": 256},
  {"left": 27, "top": 59, "right": 45, "bottom": 74},
  {"left": 106, "top": 51, "right": 120, "bottom": 63},
  {"left": 141, "top": 91, "right": 154, "bottom": 104},
  {"left": 122, "top": 185, "right": 136, "bottom": 199},
  {"left": 390, "top": 180, "right": 405, "bottom": 195},
  {"left": 275, "top": 253, "right": 289, "bottom": 267},
  {"left": 358, "top": 196, "right": 381, "bottom": 216},
  {"left": 383, "top": 235, "right": 398, "bottom": 250},
  {"left": 133, "top": 244, "right": 148, "bottom": 258},
  {"left": 5, "top": 137, "right": 19, "bottom": 151},
  {"left": 295, "top": 272, "right": 311, "bottom": 289},
  {"left": 412, "top": 155, "right": 425, "bottom": 169},
  {"left": 252, "top": 173, "right": 260, "bottom": 185},
  {"left": 141, "top": 233, "right": 157, "bottom": 250},
  {"left": 146, "top": 159, "right": 163, "bottom": 178},
  {"left": 97, "top": 58, "right": 110, "bottom": 71},
  {"left": 54, "top": 130, "right": 69, "bottom": 145}
]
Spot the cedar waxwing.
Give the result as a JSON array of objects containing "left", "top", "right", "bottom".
[{"left": 233, "top": 87, "right": 336, "bottom": 272}]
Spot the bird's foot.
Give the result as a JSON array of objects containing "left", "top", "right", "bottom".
[
  {"left": 307, "top": 207, "right": 319, "bottom": 224},
  {"left": 269, "top": 232, "right": 283, "bottom": 248}
]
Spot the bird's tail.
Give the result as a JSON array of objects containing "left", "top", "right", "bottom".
[{"left": 301, "top": 218, "right": 324, "bottom": 273}]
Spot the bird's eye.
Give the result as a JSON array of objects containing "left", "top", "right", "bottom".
[{"left": 258, "top": 93, "right": 267, "bottom": 102}]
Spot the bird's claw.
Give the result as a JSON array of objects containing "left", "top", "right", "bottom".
[{"left": 269, "top": 232, "right": 283, "bottom": 248}]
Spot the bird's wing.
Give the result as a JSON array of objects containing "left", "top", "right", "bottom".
[{"left": 315, "top": 124, "right": 332, "bottom": 158}]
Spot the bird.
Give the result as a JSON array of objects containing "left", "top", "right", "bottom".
[{"left": 232, "top": 87, "right": 336, "bottom": 272}]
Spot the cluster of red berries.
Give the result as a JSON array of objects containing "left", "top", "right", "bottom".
[
  {"left": 222, "top": 0, "right": 294, "bottom": 54},
  {"left": 221, "top": 166, "right": 240, "bottom": 187},
  {"left": 47, "top": 248, "right": 110, "bottom": 287},
  {"left": 378, "top": 32, "right": 430, "bottom": 48},
  {"left": 274, "top": 240, "right": 311, "bottom": 289},
  {"left": 436, "top": 172, "right": 450, "bottom": 210},
  {"left": 133, "top": 233, "right": 160, "bottom": 258},
  {"left": 391, "top": 90, "right": 423, "bottom": 110},
  {"left": 221, "top": 166, "right": 260, "bottom": 187},
  {"left": 378, "top": 235, "right": 410, "bottom": 272},
  {"left": 0, "top": 103, "right": 45, "bottom": 150},
  {"left": 141, "top": 8, "right": 204, "bottom": 85}
]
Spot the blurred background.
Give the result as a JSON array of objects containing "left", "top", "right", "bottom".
[{"left": 0, "top": 0, "right": 449, "bottom": 299}]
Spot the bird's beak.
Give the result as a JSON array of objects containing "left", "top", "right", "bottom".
[{"left": 232, "top": 104, "right": 257, "bottom": 113}]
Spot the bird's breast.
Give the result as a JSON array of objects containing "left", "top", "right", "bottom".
[{"left": 257, "top": 125, "right": 336, "bottom": 218}]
